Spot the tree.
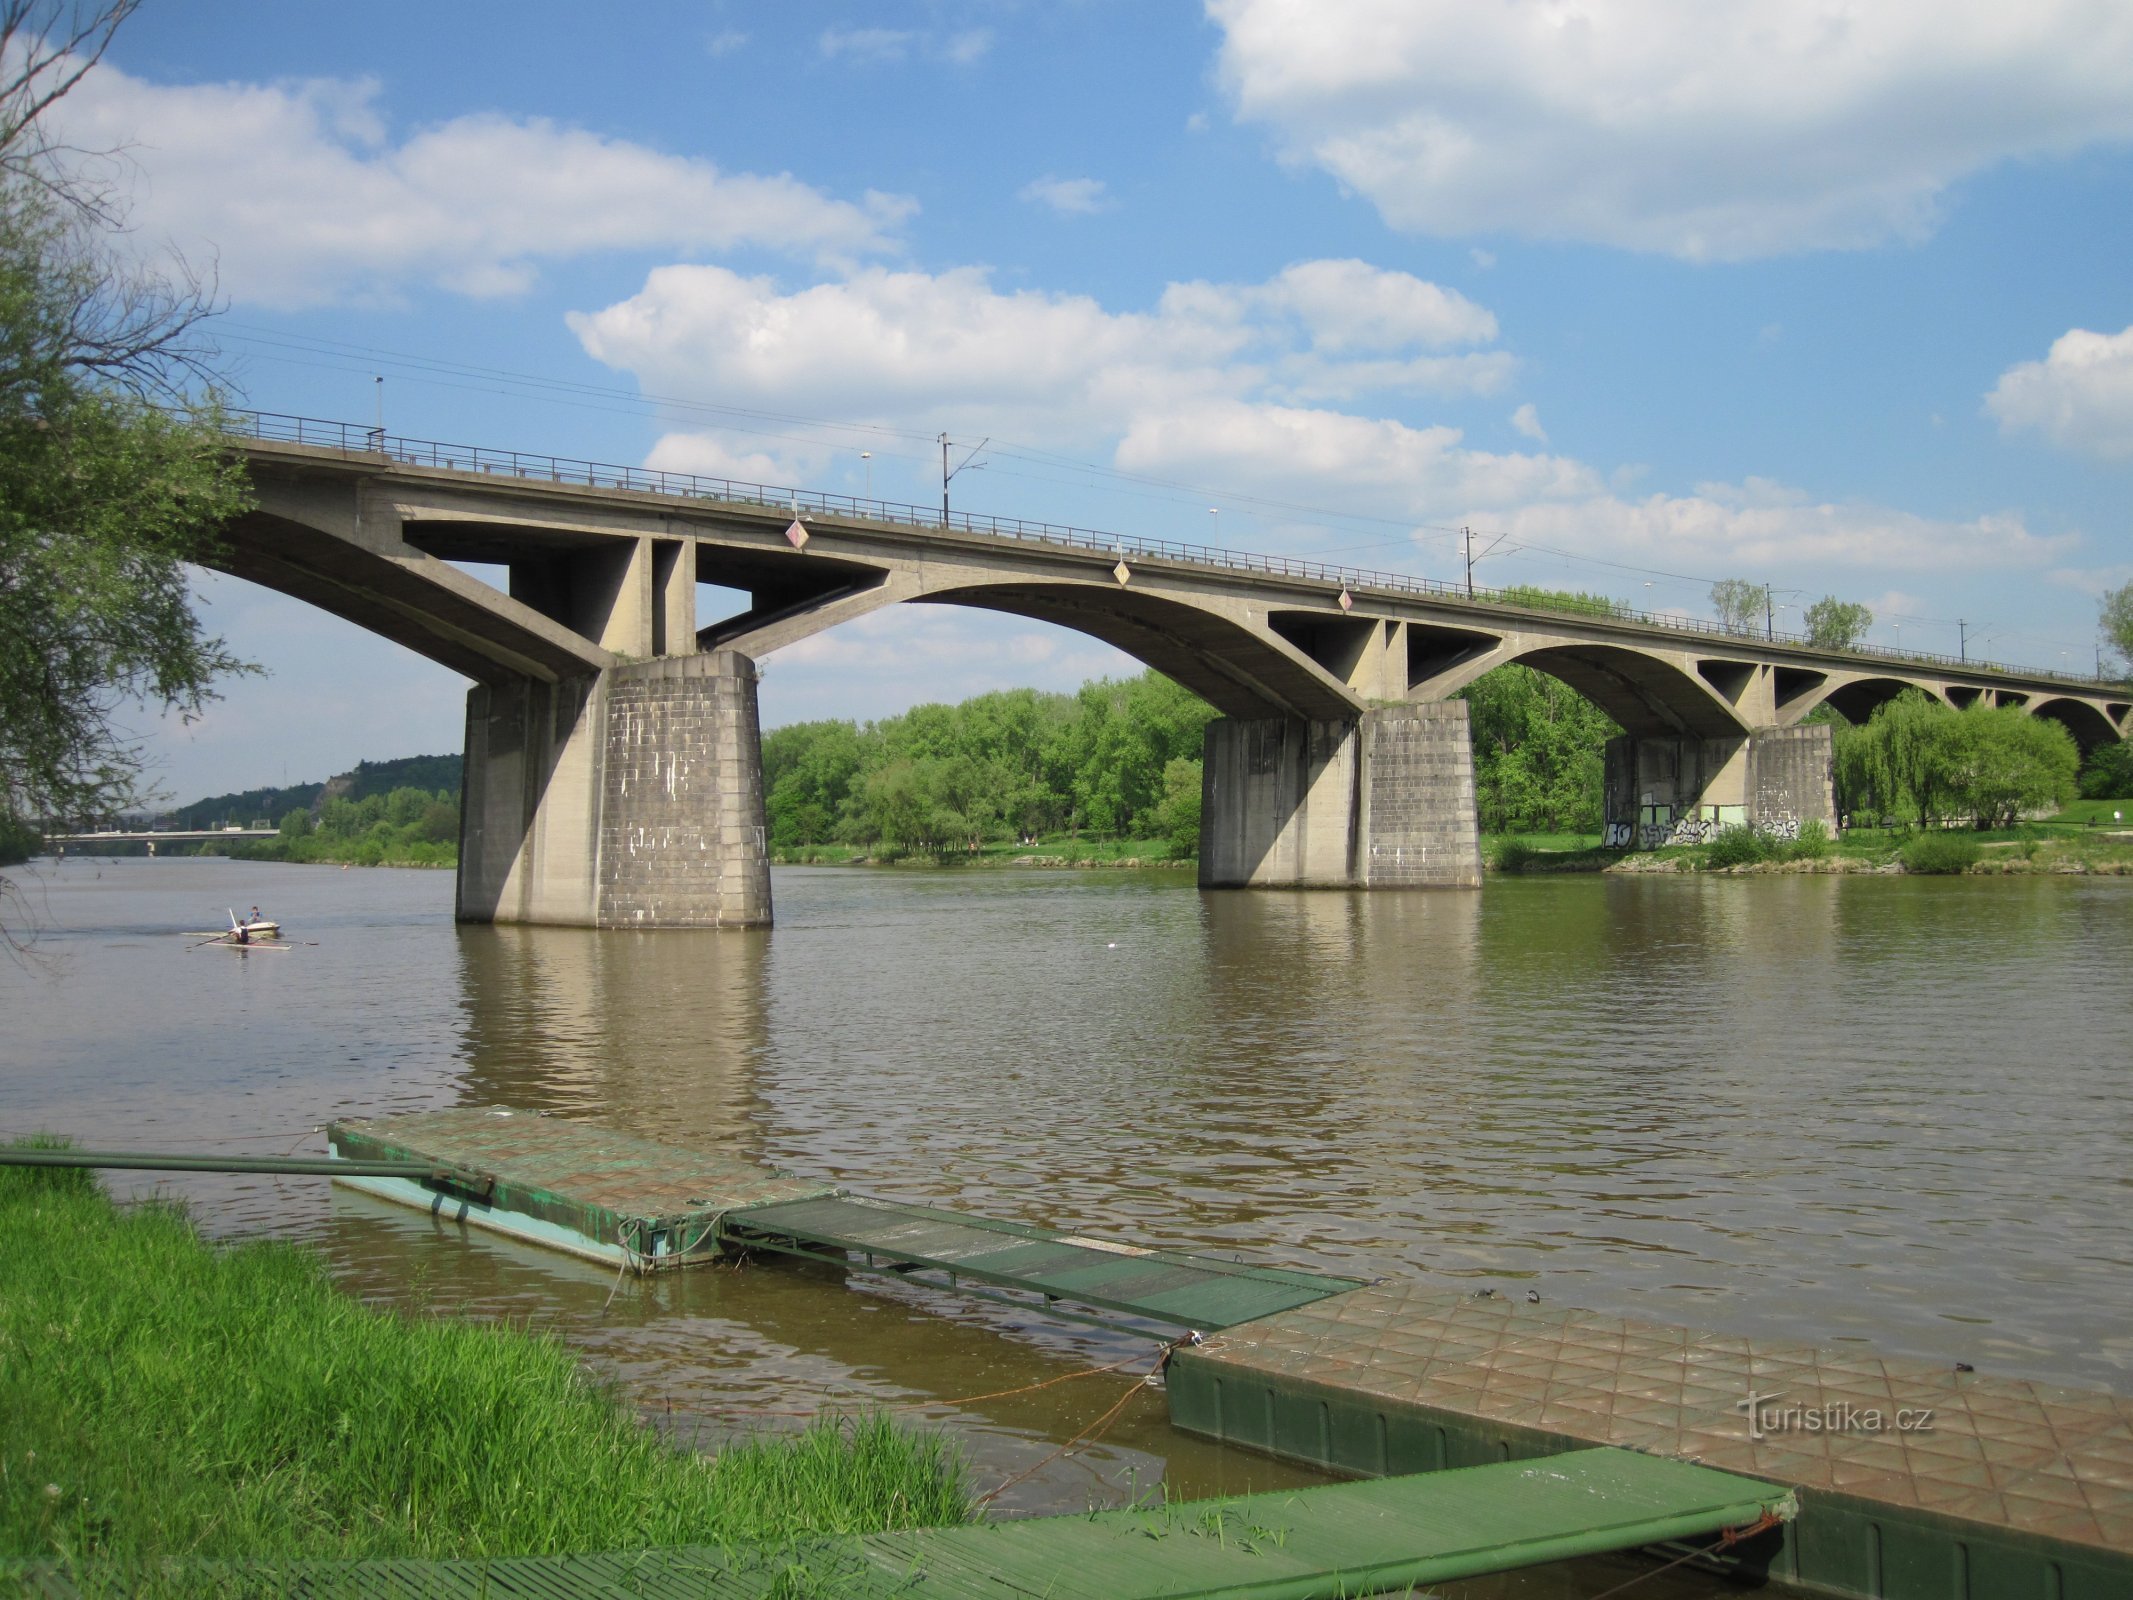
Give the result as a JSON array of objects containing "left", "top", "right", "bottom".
[
  {"left": 1459, "top": 664, "right": 1618, "bottom": 833},
  {"left": 2080, "top": 741, "right": 2133, "bottom": 800},
  {"left": 1, "top": 2, "right": 251, "bottom": 854},
  {"left": 2101, "top": 581, "right": 2133, "bottom": 675},
  {"left": 1495, "top": 584, "right": 1628, "bottom": 620},
  {"left": 1152, "top": 757, "right": 1203, "bottom": 858},
  {"left": 1833, "top": 691, "right": 2078, "bottom": 828},
  {"left": 1802, "top": 596, "right": 1873, "bottom": 651},
  {"left": 1710, "top": 578, "right": 1767, "bottom": 637},
  {"left": 1937, "top": 706, "right": 2077, "bottom": 828}
]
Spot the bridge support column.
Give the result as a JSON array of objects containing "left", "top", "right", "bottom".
[
  {"left": 1602, "top": 724, "right": 1835, "bottom": 848},
  {"left": 457, "top": 650, "right": 770, "bottom": 928},
  {"left": 1199, "top": 703, "right": 1483, "bottom": 889}
]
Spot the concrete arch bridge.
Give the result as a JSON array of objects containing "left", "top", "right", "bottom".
[{"left": 219, "top": 417, "right": 2129, "bottom": 927}]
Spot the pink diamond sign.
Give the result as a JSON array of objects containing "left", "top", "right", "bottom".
[
  {"left": 1338, "top": 586, "right": 1354, "bottom": 612},
  {"left": 784, "top": 518, "right": 809, "bottom": 551}
]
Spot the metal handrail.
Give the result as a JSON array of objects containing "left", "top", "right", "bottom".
[{"left": 224, "top": 410, "right": 2128, "bottom": 691}]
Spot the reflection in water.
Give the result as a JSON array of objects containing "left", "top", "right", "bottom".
[
  {"left": 453, "top": 924, "right": 773, "bottom": 1150},
  {"left": 7, "top": 855, "right": 2133, "bottom": 1569}
]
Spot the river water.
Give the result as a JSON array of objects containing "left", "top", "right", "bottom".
[{"left": 5, "top": 856, "right": 2131, "bottom": 1591}]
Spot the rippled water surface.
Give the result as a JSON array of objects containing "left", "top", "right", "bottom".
[{"left": 5, "top": 856, "right": 2131, "bottom": 1589}]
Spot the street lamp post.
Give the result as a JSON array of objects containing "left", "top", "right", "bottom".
[{"left": 861, "top": 451, "right": 872, "bottom": 501}]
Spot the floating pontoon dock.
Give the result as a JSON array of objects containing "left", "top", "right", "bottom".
[
  {"left": 321, "top": 1107, "right": 2133, "bottom": 1599},
  {"left": 1170, "top": 1281, "right": 2133, "bottom": 1599},
  {"left": 326, "top": 1107, "right": 1361, "bottom": 1329}
]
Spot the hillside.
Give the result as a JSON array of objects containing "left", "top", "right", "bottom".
[{"left": 170, "top": 755, "right": 463, "bottom": 829}]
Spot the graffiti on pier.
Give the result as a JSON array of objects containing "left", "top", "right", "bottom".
[
  {"left": 1623, "top": 815, "right": 1718, "bottom": 849},
  {"left": 1607, "top": 810, "right": 1792, "bottom": 849}
]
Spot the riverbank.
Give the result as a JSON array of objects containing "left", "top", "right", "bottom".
[
  {"left": 0, "top": 1153, "right": 969, "bottom": 1586},
  {"left": 1491, "top": 821, "right": 2133, "bottom": 876}
]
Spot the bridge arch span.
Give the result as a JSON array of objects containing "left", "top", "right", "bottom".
[
  {"left": 1808, "top": 675, "right": 1942, "bottom": 725},
  {"left": 1493, "top": 642, "right": 1747, "bottom": 738},
  {"left": 914, "top": 580, "right": 1359, "bottom": 721},
  {"left": 2030, "top": 696, "right": 2123, "bottom": 756}
]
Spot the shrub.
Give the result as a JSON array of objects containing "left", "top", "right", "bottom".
[
  {"left": 1702, "top": 824, "right": 1777, "bottom": 868},
  {"left": 1901, "top": 832, "right": 1981, "bottom": 874},
  {"left": 1488, "top": 837, "right": 1536, "bottom": 873},
  {"left": 1791, "top": 819, "right": 1833, "bottom": 860}
]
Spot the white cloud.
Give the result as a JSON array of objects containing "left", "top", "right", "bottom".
[
  {"left": 574, "top": 260, "right": 2066, "bottom": 584},
  {"left": 1019, "top": 175, "right": 1111, "bottom": 216},
  {"left": 1985, "top": 325, "right": 2133, "bottom": 461},
  {"left": 1118, "top": 402, "right": 2070, "bottom": 573},
  {"left": 819, "top": 27, "right": 912, "bottom": 63},
  {"left": 1208, "top": 0, "right": 2133, "bottom": 259},
  {"left": 945, "top": 29, "right": 995, "bottom": 65},
  {"left": 1510, "top": 402, "right": 1546, "bottom": 442},
  {"left": 704, "top": 29, "right": 748, "bottom": 58},
  {"left": 567, "top": 259, "right": 1512, "bottom": 450},
  {"left": 50, "top": 63, "right": 913, "bottom": 306}
]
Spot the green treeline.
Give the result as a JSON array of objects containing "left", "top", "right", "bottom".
[
  {"left": 765, "top": 660, "right": 1618, "bottom": 857},
  {"left": 236, "top": 787, "right": 461, "bottom": 868},
  {"left": 1832, "top": 691, "right": 2081, "bottom": 828},
  {"left": 764, "top": 674, "right": 1214, "bottom": 858}
]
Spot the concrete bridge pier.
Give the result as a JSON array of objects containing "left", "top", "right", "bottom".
[
  {"left": 1200, "top": 703, "right": 1485, "bottom": 889},
  {"left": 1602, "top": 724, "right": 1836, "bottom": 849},
  {"left": 457, "top": 649, "right": 771, "bottom": 928}
]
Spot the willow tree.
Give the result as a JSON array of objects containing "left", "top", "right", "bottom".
[{"left": 1, "top": 1, "right": 251, "bottom": 864}]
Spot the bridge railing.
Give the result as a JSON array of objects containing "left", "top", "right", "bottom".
[{"left": 227, "top": 410, "right": 2124, "bottom": 691}]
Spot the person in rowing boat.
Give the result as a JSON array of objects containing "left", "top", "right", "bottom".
[{"left": 232, "top": 921, "right": 249, "bottom": 945}]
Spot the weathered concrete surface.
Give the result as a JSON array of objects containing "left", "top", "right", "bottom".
[
  {"left": 459, "top": 651, "right": 769, "bottom": 928},
  {"left": 1746, "top": 724, "right": 1838, "bottom": 833},
  {"left": 1602, "top": 724, "right": 1835, "bottom": 847},
  {"left": 1201, "top": 704, "right": 1482, "bottom": 889},
  {"left": 1358, "top": 705, "right": 1486, "bottom": 888}
]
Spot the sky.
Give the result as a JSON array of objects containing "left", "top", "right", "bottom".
[{"left": 54, "top": 1, "right": 2133, "bottom": 801}]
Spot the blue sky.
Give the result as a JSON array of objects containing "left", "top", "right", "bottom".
[{"left": 62, "top": 1, "right": 2133, "bottom": 799}]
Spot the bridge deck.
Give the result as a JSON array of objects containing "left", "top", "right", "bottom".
[{"left": 12, "top": 1449, "right": 1794, "bottom": 1597}]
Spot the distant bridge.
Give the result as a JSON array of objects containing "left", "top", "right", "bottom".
[{"left": 210, "top": 412, "right": 2129, "bottom": 928}]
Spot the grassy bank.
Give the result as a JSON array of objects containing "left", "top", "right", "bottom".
[{"left": 0, "top": 1155, "right": 968, "bottom": 1584}]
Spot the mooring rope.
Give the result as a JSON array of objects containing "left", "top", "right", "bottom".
[
  {"left": 972, "top": 1336, "right": 1188, "bottom": 1508},
  {"left": 1585, "top": 1507, "right": 1786, "bottom": 1600},
  {"left": 704, "top": 1344, "right": 1166, "bottom": 1420}
]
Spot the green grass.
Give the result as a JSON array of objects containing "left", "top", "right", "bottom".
[
  {"left": 0, "top": 1154, "right": 969, "bottom": 1581},
  {"left": 2046, "top": 798, "right": 2133, "bottom": 826}
]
